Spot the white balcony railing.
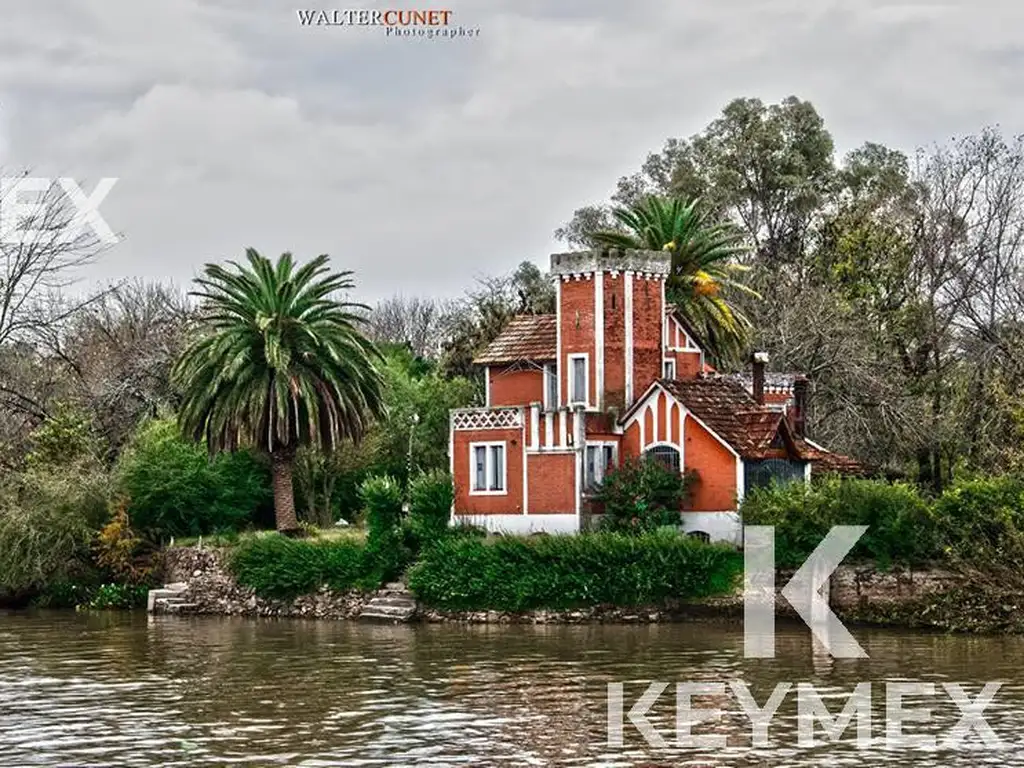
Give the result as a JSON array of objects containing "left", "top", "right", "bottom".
[{"left": 451, "top": 407, "right": 522, "bottom": 431}]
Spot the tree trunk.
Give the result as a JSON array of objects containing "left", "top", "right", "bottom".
[{"left": 271, "top": 450, "right": 300, "bottom": 534}]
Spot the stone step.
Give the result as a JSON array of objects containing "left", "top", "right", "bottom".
[
  {"left": 162, "top": 602, "right": 199, "bottom": 614},
  {"left": 147, "top": 587, "right": 192, "bottom": 612},
  {"left": 360, "top": 610, "right": 416, "bottom": 622},
  {"left": 370, "top": 596, "right": 417, "bottom": 609},
  {"left": 384, "top": 582, "right": 407, "bottom": 592},
  {"left": 359, "top": 602, "right": 417, "bottom": 621},
  {"left": 163, "top": 582, "right": 189, "bottom": 592}
]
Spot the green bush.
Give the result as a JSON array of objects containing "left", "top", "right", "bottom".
[
  {"left": 407, "top": 470, "right": 454, "bottom": 548},
  {"left": 741, "top": 476, "right": 938, "bottom": 567},
  {"left": 359, "top": 475, "right": 409, "bottom": 582},
  {"left": 932, "top": 475, "right": 1024, "bottom": 560},
  {"left": 0, "top": 464, "right": 109, "bottom": 597},
  {"left": 117, "top": 420, "right": 272, "bottom": 540},
  {"left": 86, "top": 583, "right": 150, "bottom": 610},
  {"left": 595, "top": 457, "right": 693, "bottom": 533},
  {"left": 407, "top": 530, "right": 742, "bottom": 611},
  {"left": 230, "top": 534, "right": 375, "bottom": 598}
]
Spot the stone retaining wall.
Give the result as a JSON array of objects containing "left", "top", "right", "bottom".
[
  {"left": 161, "top": 547, "right": 373, "bottom": 620},
  {"left": 159, "top": 546, "right": 961, "bottom": 625}
]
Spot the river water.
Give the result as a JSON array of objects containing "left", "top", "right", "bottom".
[{"left": 1, "top": 611, "right": 1022, "bottom": 766}]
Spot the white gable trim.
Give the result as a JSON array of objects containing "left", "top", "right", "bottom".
[{"left": 621, "top": 381, "right": 741, "bottom": 460}]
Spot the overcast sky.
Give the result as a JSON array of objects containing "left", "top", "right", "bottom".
[{"left": 2, "top": 0, "right": 1022, "bottom": 303}]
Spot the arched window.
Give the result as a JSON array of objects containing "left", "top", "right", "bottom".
[
  {"left": 688, "top": 531, "right": 711, "bottom": 544},
  {"left": 646, "top": 445, "right": 681, "bottom": 474}
]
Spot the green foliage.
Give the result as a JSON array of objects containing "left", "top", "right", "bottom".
[
  {"left": 26, "top": 402, "right": 101, "bottom": 468},
  {"left": 741, "top": 476, "right": 940, "bottom": 567},
  {"left": 0, "top": 465, "right": 109, "bottom": 596},
  {"left": 229, "top": 534, "right": 378, "bottom": 598},
  {"left": 931, "top": 475, "right": 1024, "bottom": 561},
  {"left": 117, "top": 419, "right": 271, "bottom": 540},
  {"left": 407, "top": 470, "right": 454, "bottom": 547},
  {"left": 85, "top": 583, "right": 150, "bottom": 610},
  {"left": 374, "top": 349, "right": 476, "bottom": 485},
  {"left": 595, "top": 458, "right": 694, "bottom": 533},
  {"left": 590, "top": 195, "right": 754, "bottom": 363},
  {"left": 172, "top": 249, "right": 386, "bottom": 531},
  {"left": 359, "top": 474, "right": 409, "bottom": 581},
  {"left": 407, "top": 531, "right": 742, "bottom": 611}
]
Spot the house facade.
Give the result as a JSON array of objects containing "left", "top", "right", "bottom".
[{"left": 449, "top": 249, "right": 859, "bottom": 543}]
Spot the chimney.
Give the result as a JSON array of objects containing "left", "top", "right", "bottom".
[
  {"left": 751, "top": 351, "right": 769, "bottom": 405},
  {"left": 792, "top": 375, "right": 810, "bottom": 438}
]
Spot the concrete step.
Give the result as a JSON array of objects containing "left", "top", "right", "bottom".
[
  {"left": 148, "top": 587, "right": 192, "bottom": 612},
  {"left": 162, "top": 602, "right": 199, "bottom": 614},
  {"left": 384, "top": 582, "right": 406, "bottom": 591},
  {"left": 360, "top": 610, "right": 417, "bottom": 622},
  {"left": 163, "top": 582, "right": 189, "bottom": 592},
  {"left": 370, "top": 596, "right": 417, "bottom": 608}
]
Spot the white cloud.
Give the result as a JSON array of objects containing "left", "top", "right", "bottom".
[{"left": 3, "top": 0, "right": 1024, "bottom": 302}]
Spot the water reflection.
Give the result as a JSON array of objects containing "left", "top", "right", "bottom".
[{"left": 0, "top": 610, "right": 1021, "bottom": 765}]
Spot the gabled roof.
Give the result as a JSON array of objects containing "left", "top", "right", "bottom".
[
  {"left": 473, "top": 314, "right": 557, "bottom": 365},
  {"left": 624, "top": 375, "right": 864, "bottom": 473},
  {"left": 659, "top": 376, "right": 792, "bottom": 459}
]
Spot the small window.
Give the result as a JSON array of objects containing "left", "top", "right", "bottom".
[
  {"left": 470, "top": 443, "right": 506, "bottom": 493},
  {"left": 544, "top": 363, "right": 557, "bottom": 410},
  {"left": 688, "top": 531, "right": 711, "bottom": 544},
  {"left": 569, "top": 355, "right": 587, "bottom": 406},
  {"left": 646, "top": 445, "right": 681, "bottom": 474},
  {"left": 585, "top": 444, "right": 617, "bottom": 491},
  {"left": 663, "top": 359, "right": 676, "bottom": 379}
]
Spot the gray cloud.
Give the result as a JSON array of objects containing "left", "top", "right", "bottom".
[{"left": 3, "top": 0, "right": 1023, "bottom": 302}]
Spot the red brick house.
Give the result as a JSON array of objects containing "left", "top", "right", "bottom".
[{"left": 449, "top": 249, "right": 860, "bottom": 542}]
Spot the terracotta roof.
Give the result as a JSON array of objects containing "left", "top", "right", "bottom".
[
  {"left": 659, "top": 376, "right": 783, "bottom": 458},
  {"left": 655, "top": 375, "right": 863, "bottom": 473},
  {"left": 473, "top": 315, "right": 557, "bottom": 365}
]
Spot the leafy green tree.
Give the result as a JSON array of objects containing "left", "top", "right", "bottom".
[
  {"left": 589, "top": 195, "right": 755, "bottom": 363},
  {"left": 173, "top": 249, "right": 386, "bottom": 533}
]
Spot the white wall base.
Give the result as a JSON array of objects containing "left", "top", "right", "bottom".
[
  {"left": 681, "top": 511, "right": 742, "bottom": 546},
  {"left": 453, "top": 514, "right": 579, "bottom": 535}
]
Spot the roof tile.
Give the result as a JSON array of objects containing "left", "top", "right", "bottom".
[{"left": 473, "top": 315, "right": 557, "bottom": 365}]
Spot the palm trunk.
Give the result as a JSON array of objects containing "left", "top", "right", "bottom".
[{"left": 271, "top": 450, "right": 300, "bottom": 533}]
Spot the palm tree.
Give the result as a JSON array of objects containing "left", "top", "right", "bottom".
[
  {"left": 590, "top": 196, "right": 757, "bottom": 363},
  {"left": 173, "top": 249, "right": 385, "bottom": 533}
]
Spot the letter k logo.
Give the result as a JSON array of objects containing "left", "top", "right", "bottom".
[{"left": 743, "top": 525, "right": 868, "bottom": 659}]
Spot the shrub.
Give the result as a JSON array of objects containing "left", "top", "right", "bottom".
[
  {"left": 117, "top": 420, "right": 272, "bottom": 540},
  {"left": 0, "top": 464, "right": 109, "bottom": 597},
  {"left": 229, "top": 534, "right": 377, "bottom": 598},
  {"left": 407, "top": 470, "right": 454, "bottom": 548},
  {"left": 741, "top": 476, "right": 938, "bottom": 567},
  {"left": 86, "top": 583, "right": 150, "bottom": 610},
  {"left": 932, "top": 475, "right": 1024, "bottom": 561},
  {"left": 94, "top": 499, "right": 159, "bottom": 585},
  {"left": 407, "top": 530, "right": 742, "bottom": 611},
  {"left": 359, "top": 475, "right": 409, "bottom": 581},
  {"left": 595, "top": 457, "right": 693, "bottom": 533}
]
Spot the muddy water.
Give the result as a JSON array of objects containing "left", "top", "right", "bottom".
[{"left": 1, "top": 611, "right": 1022, "bottom": 766}]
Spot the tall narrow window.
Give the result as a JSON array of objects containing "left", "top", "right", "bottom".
[
  {"left": 569, "top": 355, "right": 587, "bottom": 406},
  {"left": 470, "top": 442, "right": 506, "bottom": 494},
  {"left": 663, "top": 359, "right": 676, "bottom": 379},
  {"left": 585, "top": 443, "right": 617, "bottom": 491},
  {"left": 489, "top": 445, "right": 504, "bottom": 491},
  {"left": 544, "top": 363, "right": 557, "bottom": 410}
]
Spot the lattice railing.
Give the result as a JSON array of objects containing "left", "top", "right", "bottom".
[{"left": 452, "top": 407, "right": 522, "bottom": 431}]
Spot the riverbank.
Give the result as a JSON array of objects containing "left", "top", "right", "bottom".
[{"left": 157, "top": 544, "right": 995, "bottom": 630}]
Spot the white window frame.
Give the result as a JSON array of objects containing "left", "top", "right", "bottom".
[
  {"left": 543, "top": 362, "right": 557, "bottom": 411},
  {"left": 469, "top": 441, "right": 507, "bottom": 495},
  {"left": 568, "top": 353, "right": 589, "bottom": 407},
  {"left": 584, "top": 441, "right": 618, "bottom": 492},
  {"left": 663, "top": 358, "right": 676, "bottom": 379}
]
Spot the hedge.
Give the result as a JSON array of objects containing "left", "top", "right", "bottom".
[
  {"left": 230, "top": 535, "right": 377, "bottom": 598},
  {"left": 406, "top": 531, "right": 742, "bottom": 611}
]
